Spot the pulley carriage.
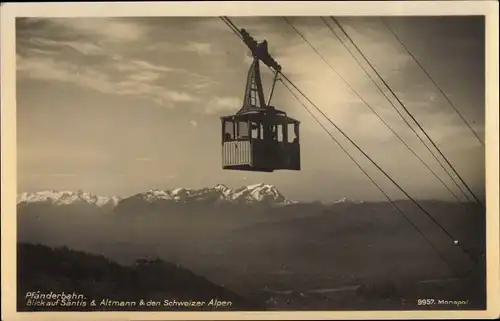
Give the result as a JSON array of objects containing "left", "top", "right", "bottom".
[{"left": 220, "top": 29, "right": 301, "bottom": 172}]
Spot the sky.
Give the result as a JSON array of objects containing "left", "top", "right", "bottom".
[{"left": 16, "top": 16, "right": 486, "bottom": 202}]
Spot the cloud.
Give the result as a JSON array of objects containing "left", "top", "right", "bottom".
[
  {"left": 16, "top": 18, "right": 219, "bottom": 109},
  {"left": 114, "top": 59, "right": 175, "bottom": 73},
  {"left": 191, "top": 78, "right": 218, "bottom": 90},
  {"left": 15, "top": 16, "right": 485, "bottom": 130},
  {"left": 126, "top": 70, "right": 161, "bottom": 82},
  {"left": 15, "top": 18, "right": 247, "bottom": 114},
  {"left": 46, "top": 18, "right": 146, "bottom": 43},
  {"left": 189, "top": 120, "right": 198, "bottom": 128},
  {"left": 17, "top": 53, "right": 200, "bottom": 106},
  {"left": 183, "top": 42, "right": 213, "bottom": 55},
  {"left": 205, "top": 96, "right": 242, "bottom": 115},
  {"left": 27, "top": 37, "right": 104, "bottom": 55}
]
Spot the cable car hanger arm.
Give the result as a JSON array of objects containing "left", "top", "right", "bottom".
[
  {"left": 240, "top": 28, "right": 282, "bottom": 72},
  {"left": 221, "top": 17, "right": 284, "bottom": 108},
  {"left": 236, "top": 26, "right": 284, "bottom": 112}
]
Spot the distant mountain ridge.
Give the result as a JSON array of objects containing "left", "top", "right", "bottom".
[
  {"left": 136, "top": 183, "right": 296, "bottom": 206},
  {"left": 17, "top": 190, "right": 121, "bottom": 207},
  {"left": 17, "top": 183, "right": 301, "bottom": 207}
]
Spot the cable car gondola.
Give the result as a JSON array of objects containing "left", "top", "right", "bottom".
[{"left": 220, "top": 29, "right": 301, "bottom": 173}]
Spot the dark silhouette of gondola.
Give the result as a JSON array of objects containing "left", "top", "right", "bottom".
[{"left": 220, "top": 29, "right": 301, "bottom": 172}]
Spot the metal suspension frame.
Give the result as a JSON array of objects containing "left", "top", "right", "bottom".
[{"left": 236, "top": 28, "right": 282, "bottom": 115}]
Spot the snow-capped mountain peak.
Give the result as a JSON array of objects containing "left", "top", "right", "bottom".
[
  {"left": 231, "top": 183, "right": 290, "bottom": 204},
  {"left": 335, "top": 197, "right": 349, "bottom": 203},
  {"left": 134, "top": 183, "right": 293, "bottom": 206},
  {"left": 17, "top": 184, "right": 294, "bottom": 208},
  {"left": 212, "top": 183, "right": 229, "bottom": 191},
  {"left": 142, "top": 189, "right": 173, "bottom": 202},
  {"left": 333, "top": 197, "right": 363, "bottom": 204},
  {"left": 17, "top": 190, "right": 121, "bottom": 207}
]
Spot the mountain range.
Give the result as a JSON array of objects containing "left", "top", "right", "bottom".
[
  {"left": 15, "top": 184, "right": 486, "bottom": 311},
  {"left": 16, "top": 183, "right": 309, "bottom": 207},
  {"left": 17, "top": 190, "right": 121, "bottom": 207}
]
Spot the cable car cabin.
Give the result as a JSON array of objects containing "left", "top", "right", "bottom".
[
  {"left": 219, "top": 27, "right": 301, "bottom": 172},
  {"left": 221, "top": 107, "right": 300, "bottom": 172}
]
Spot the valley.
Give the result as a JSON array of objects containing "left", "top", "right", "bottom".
[{"left": 16, "top": 184, "right": 486, "bottom": 310}]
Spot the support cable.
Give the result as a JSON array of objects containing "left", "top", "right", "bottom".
[
  {"left": 380, "top": 18, "right": 484, "bottom": 146},
  {"left": 320, "top": 17, "right": 473, "bottom": 202},
  {"left": 283, "top": 17, "right": 466, "bottom": 204},
  {"left": 330, "top": 17, "right": 484, "bottom": 208},
  {"left": 220, "top": 16, "right": 479, "bottom": 267}
]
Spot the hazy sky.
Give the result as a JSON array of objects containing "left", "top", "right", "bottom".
[{"left": 16, "top": 16, "right": 486, "bottom": 202}]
